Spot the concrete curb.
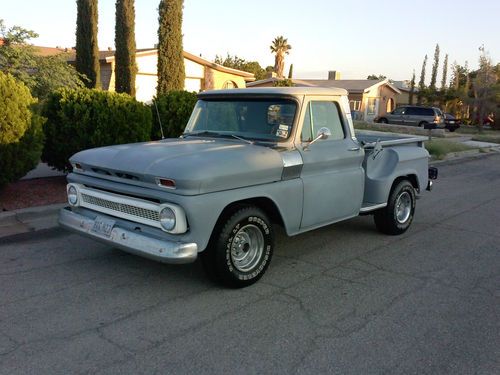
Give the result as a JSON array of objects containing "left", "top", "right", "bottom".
[
  {"left": 0, "top": 203, "right": 66, "bottom": 239},
  {"left": 430, "top": 146, "right": 500, "bottom": 166}
]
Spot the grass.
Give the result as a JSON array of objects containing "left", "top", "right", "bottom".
[
  {"left": 424, "top": 139, "right": 475, "bottom": 160},
  {"left": 469, "top": 134, "right": 500, "bottom": 144}
]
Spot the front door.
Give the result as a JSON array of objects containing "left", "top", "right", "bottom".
[{"left": 298, "top": 98, "right": 365, "bottom": 230}]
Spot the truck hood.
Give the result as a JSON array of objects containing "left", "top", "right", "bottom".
[{"left": 70, "top": 138, "right": 286, "bottom": 195}]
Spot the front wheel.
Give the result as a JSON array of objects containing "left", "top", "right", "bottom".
[
  {"left": 201, "top": 206, "right": 274, "bottom": 288},
  {"left": 378, "top": 118, "right": 388, "bottom": 124},
  {"left": 374, "top": 180, "right": 416, "bottom": 235}
]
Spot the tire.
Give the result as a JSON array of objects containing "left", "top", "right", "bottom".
[
  {"left": 418, "top": 121, "right": 427, "bottom": 127},
  {"left": 374, "top": 180, "right": 416, "bottom": 235},
  {"left": 201, "top": 206, "right": 274, "bottom": 288},
  {"left": 378, "top": 118, "right": 388, "bottom": 124}
]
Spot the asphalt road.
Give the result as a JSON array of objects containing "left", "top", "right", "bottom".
[{"left": 1, "top": 154, "right": 499, "bottom": 375}]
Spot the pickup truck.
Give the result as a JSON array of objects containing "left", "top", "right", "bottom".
[{"left": 59, "top": 87, "right": 437, "bottom": 288}]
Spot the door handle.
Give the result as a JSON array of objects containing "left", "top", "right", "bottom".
[{"left": 348, "top": 147, "right": 360, "bottom": 151}]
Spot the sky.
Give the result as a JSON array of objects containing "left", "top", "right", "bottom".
[{"left": 2, "top": 0, "right": 499, "bottom": 82}]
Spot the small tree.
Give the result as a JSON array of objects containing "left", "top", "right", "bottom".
[
  {"left": 409, "top": 70, "right": 416, "bottom": 105},
  {"left": 441, "top": 53, "right": 449, "bottom": 90},
  {"left": 472, "top": 46, "right": 497, "bottom": 131},
  {"left": 288, "top": 64, "right": 294, "bottom": 79},
  {"left": 157, "top": 0, "right": 185, "bottom": 94},
  {"left": 0, "top": 71, "right": 35, "bottom": 144},
  {"left": 417, "top": 54, "right": 427, "bottom": 104},
  {"left": 214, "top": 54, "right": 264, "bottom": 80},
  {"left": 270, "top": 36, "right": 291, "bottom": 78},
  {"left": 76, "top": 0, "right": 101, "bottom": 88},
  {"left": 367, "top": 74, "right": 387, "bottom": 80},
  {"left": 429, "top": 44, "right": 440, "bottom": 90},
  {"left": 115, "top": 0, "right": 137, "bottom": 96}
]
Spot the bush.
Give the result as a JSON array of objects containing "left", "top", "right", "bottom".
[
  {"left": 42, "top": 88, "right": 152, "bottom": 172},
  {"left": 0, "top": 71, "right": 36, "bottom": 145},
  {"left": 0, "top": 112, "right": 45, "bottom": 188},
  {"left": 151, "top": 90, "right": 197, "bottom": 140}
]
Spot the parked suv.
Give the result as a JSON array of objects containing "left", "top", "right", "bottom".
[{"left": 376, "top": 106, "right": 444, "bottom": 128}]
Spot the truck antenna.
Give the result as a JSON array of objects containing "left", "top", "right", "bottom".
[{"left": 153, "top": 99, "right": 165, "bottom": 140}]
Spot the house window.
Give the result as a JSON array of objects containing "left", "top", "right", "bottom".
[
  {"left": 366, "top": 98, "right": 377, "bottom": 115},
  {"left": 349, "top": 100, "right": 361, "bottom": 111},
  {"left": 222, "top": 80, "right": 238, "bottom": 89}
]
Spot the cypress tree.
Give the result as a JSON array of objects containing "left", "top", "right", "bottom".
[
  {"left": 76, "top": 0, "right": 101, "bottom": 88},
  {"left": 157, "top": 0, "right": 185, "bottom": 94},
  {"left": 429, "top": 43, "right": 440, "bottom": 90},
  {"left": 115, "top": 0, "right": 137, "bottom": 96},
  {"left": 409, "top": 70, "right": 416, "bottom": 105},
  {"left": 441, "top": 53, "right": 448, "bottom": 90},
  {"left": 417, "top": 55, "right": 427, "bottom": 105},
  {"left": 288, "top": 63, "right": 294, "bottom": 79}
]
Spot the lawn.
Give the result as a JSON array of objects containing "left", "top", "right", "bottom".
[{"left": 424, "top": 139, "right": 475, "bottom": 160}]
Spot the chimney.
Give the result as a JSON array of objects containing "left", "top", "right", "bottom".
[{"left": 328, "top": 71, "right": 340, "bottom": 80}]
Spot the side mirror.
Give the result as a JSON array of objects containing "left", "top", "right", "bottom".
[{"left": 304, "top": 127, "right": 331, "bottom": 150}]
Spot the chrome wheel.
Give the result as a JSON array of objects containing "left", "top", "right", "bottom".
[
  {"left": 230, "top": 224, "right": 264, "bottom": 272},
  {"left": 395, "top": 191, "right": 412, "bottom": 224}
]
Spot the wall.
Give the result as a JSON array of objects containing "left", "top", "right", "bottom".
[{"left": 206, "top": 68, "right": 247, "bottom": 90}]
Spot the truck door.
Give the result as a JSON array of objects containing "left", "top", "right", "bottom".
[{"left": 298, "top": 98, "right": 365, "bottom": 229}]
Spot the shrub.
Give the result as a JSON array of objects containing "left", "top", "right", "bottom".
[
  {"left": 0, "top": 71, "right": 35, "bottom": 145},
  {"left": 0, "top": 112, "right": 45, "bottom": 188},
  {"left": 42, "top": 88, "right": 152, "bottom": 172},
  {"left": 151, "top": 90, "right": 197, "bottom": 140}
]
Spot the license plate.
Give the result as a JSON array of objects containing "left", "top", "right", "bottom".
[{"left": 91, "top": 217, "right": 115, "bottom": 238}]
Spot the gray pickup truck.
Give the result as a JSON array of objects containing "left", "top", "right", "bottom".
[{"left": 59, "top": 87, "right": 437, "bottom": 287}]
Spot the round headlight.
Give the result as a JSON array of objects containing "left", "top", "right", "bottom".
[
  {"left": 159, "top": 207, "right": 176, "bottom": 231},
  {"left": 68, "top": 185, "right": 78, "bottom": 206}
]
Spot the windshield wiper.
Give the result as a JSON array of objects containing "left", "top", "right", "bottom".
[{"left": 182, "top": 131, "right": 254, "bottom": 144}]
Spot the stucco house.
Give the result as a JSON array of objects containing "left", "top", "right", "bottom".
[
  {"left": 392, "top": 80, "right": 417, "bottom": 105},
  {"left": 66, "top": 49, "right": 255, "bottom": 102},
  {"left": 248, "top": 72, "right": 401, "bottom": 122}
]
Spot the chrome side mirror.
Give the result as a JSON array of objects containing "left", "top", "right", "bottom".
[{"left": 304, "top": 127, "right": 331, "bottom": 150}]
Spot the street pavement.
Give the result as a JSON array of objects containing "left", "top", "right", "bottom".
[{"left": 1, "top": 154, "right": 499, "bottom": 375}]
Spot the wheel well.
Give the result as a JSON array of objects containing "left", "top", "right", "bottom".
[
  {"left": 392, "top": 174, "right": 419, "bottom": 194},
  {"left": 217, "top": 198, "right": 285, "bottom": 229}
]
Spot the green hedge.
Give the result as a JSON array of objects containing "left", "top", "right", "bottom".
[
  {"left": 0, "top": 113, "right": 45, "bottom": 188},
  {"left": 42, "top": 88, "right": 152, "bottom": 171},
  {"left": 151, "top": 90, "right": 197, "bottom": 140},
  {"left": 0, "top": 71, "right": 35, "bottom": 145}
]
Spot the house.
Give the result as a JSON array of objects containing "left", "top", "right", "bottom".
[
  {"left": 66, "top": 49, "right": 255, "bottom": 102},
  {"left": 392, "top": 80, "right": 417, "bottom": 105},
  {"left": 248, "top": 72, "right": 401, "bottom": 122}
]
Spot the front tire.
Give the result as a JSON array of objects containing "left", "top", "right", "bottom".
[
  {"left": 378, "top": 118, "right": 388, "bottom": 124},
  {"left": 374, "top": 180, "right": 416, "bottom": 235},
  {"left": 201, "top": 206, "right": 274, "bottom": 288}
]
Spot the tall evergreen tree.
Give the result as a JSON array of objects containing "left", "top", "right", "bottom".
[
  {"left": 429, "top": 43, "right": 440, "bottom": 90},
  {"left": 157, "top": 0, "right": 185, "bottom": 94},
  {"left": 76, "top": 0, "right": 100, "bottom": 88},
  {"left": 417, "top": 54, "right": 427, "bottom": 104},
  {"left": 441, "top": 53, "right": 448, "bottom": 90},
  {"left": 288, "top": 63, "right": 294, "bottom": 79},
  {"left": 115, "top": 0, "right": 137, "bottom": 96},
  {"left": 409, "top": 70, "right": 416, "bottom": 105}
]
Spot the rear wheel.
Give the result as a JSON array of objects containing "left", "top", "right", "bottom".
[
  {"left": 378, "top": 118, "right": 388, "bottom": 124},
  {"left": 418, "top": 121, "right": 427, "bottom": 127},
  {"left": 374, "top": 180, "right": 416, "bottom": 235},
  {"left": 201, "top": 206, "right": 274, "bottom": 288}
]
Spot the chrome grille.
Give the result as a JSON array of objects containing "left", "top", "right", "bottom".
[{"left": 81, "top": 193, "right": 160, "bottom": 221}]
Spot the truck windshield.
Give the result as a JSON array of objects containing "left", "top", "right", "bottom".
[{"left": 184, "top": 98, "right": 297, "bottom": 142}]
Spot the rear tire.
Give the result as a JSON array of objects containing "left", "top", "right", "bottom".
[
  {"left": 378, "top": 118, "right": 388, "bottom": 124},
  {"left": 418, "top": 121, "right": 427, "bottom": 127},
  {"left": 374, "top": 180, "right": 416, "bottom": 235},
  {"left": 201, "top": 206, "right": 274, "bottom": 288}
]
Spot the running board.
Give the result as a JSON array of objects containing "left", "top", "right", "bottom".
[{"left": 359, "top": 202, "right": 387, "bottom": 213}]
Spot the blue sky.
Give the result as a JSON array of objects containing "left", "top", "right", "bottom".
[{"left": 2, "top": 0, "right": 499, "bottom": 81}]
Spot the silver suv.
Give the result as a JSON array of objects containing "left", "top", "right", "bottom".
[{"left": 376, "top": 106, "right": 444, "bottom": 127}]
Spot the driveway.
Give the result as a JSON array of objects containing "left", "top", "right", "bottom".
[{"left": 1, "top": 154, "right": 499, "bottom": 374}]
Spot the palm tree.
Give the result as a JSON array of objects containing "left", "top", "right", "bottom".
[{"left": 270, "top": 36, "right": 291, "bottom": 78}]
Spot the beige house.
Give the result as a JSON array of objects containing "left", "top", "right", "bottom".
[
  {"left": 248, "top": 73, "right": 401, "bottom": 122},
  {"left": 67, "top": 49, "right": 255, "bottom": 102}
]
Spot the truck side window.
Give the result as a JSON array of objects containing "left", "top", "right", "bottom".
[{"left": 301, "top": 101, "right": 344, "bottom": 142}]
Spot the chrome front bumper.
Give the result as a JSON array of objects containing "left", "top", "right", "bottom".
[{"left": 58, "top": 208, "right": 198, "bottom": 264}]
